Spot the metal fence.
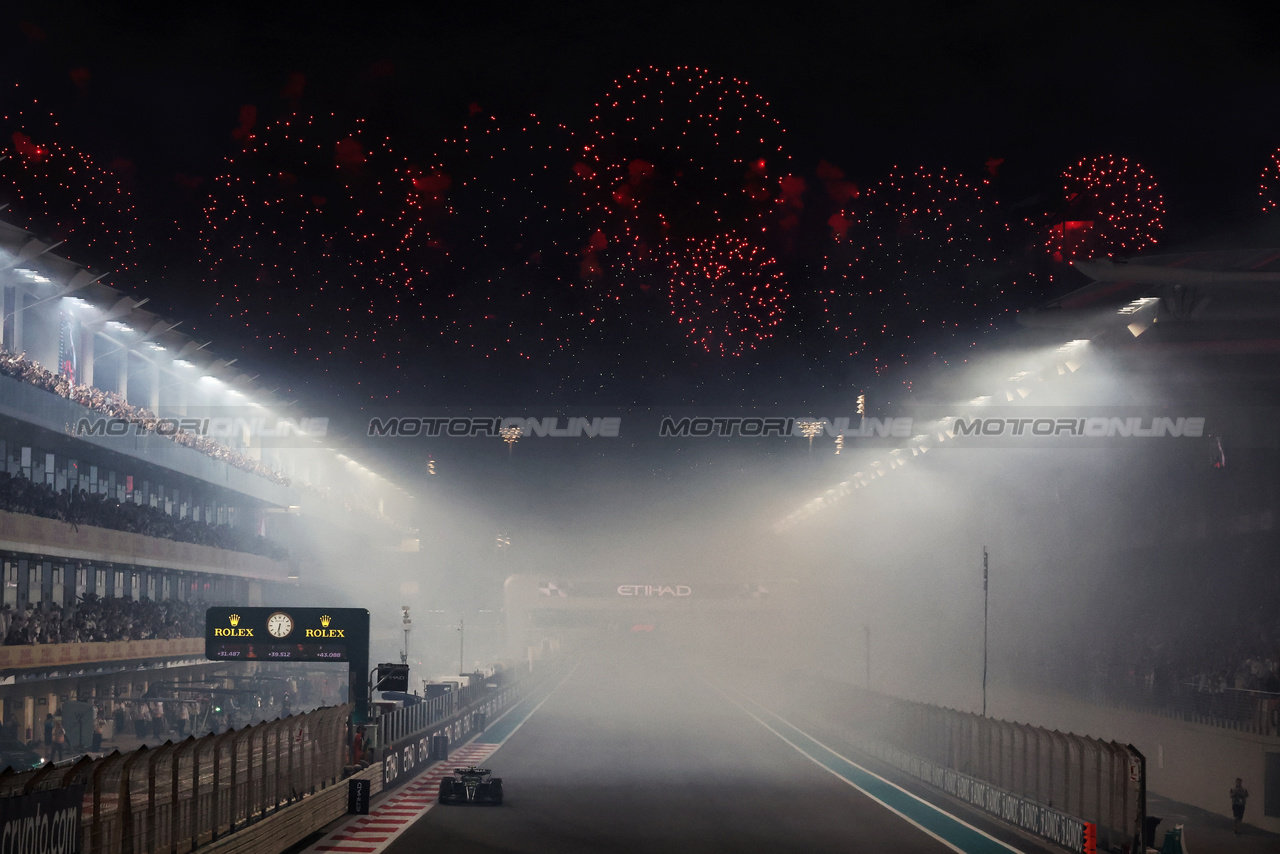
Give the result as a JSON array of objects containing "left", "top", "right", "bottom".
[
  {"left": 375, "top": 692, "right": 454, "bottom": 745},
  {"left": 1086, "top": 679, "right": 1280, "bottom": 736},
  {"left": 373, "top": 674, "right": 518, "bottom": 748},
  {"left": 0, "top": 704, "right": 350, "bottom": 854},
  {"left": 844, "top": 689, "right": 1143, "bottom": 853}
]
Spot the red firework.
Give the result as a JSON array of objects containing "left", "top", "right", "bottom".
[
  {"left": 821, "top": 166, "right": 1002, "bottom": 358},
  {"left": 574, "top": 66, "right": 793, "bottom": 308},
  {"left": 667, "top": 232, "right": 787, "bottom": 357},
  {"left": 429, "top": 110, "right": 580, "bottom": 358},
  {"left": 1260, "top": 149, "right": 1280, "bottom": 213},
  {"left": 1045, "top": 155, "right": 1163, "bottom": 261},
  {"left": 198, "top": 113, "right": 432, "bottom": 363},
  {"left": 1, "top": 88, "right": 138, "bottom": 272}
]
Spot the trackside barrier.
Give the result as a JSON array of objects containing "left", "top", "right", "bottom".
[
  {"left": 0, "top": 703, "right": 351, "bottom": 854},
  {"left": 839, "top": 687, "right": 1143, "bottom": 853},
  {"left": 380, "top": 681, "right": 525, "bottom": 794},
  {"left": 373, "top": 673, "right": 516, "bottom": 747},
  {"left": 375, "top": 691, "right": 453, "bottom": 745},
  {"left": 855, "top": 737, "right": 1095, "bottom": 852}
]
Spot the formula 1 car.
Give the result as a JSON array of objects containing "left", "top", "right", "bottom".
[{"left": 438, "top": 765, "right": 503, "bottom": 805}]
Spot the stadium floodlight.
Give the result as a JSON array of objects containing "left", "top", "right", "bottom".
[
  {"left": 797, "top": 420, "right": 823, "bottom": 454},
  {"left": 14, "top": 268, "right": 52, "bottom": 284},
  {"left": 500, "top": 426, "right": 521, "bottom": 456}
]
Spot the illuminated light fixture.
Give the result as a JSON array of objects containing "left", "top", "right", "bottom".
[
  {"left": 200, "top": 375, "right": 223, "bottom": 385},
  {"left": 173, "top": 359, "right": 195, "bottom": 369},
  {"left": 500, "top": 425, "right": 521, "bottom": 456},
  {"left": 62, "top": 297, "right": 89, "bottom": 308},
  {"left": 1127, "top": 320, "right": 1151, "bottom": 337},
  {"left": 1117, "top": 297, "right": 1159, "bottom": 316},
  {"left": 1016, "top": 387, "right": 1032, "bottom": 398},
  {"left": 797, "top": 420, "right": 824, "bottom": 453},
  {"left": 108, "top": 321, "right": 134, "bottom": 333},
  {"left": 1065, "top": 360, "right": 1082, "bottom": 372},
  {"left": 834, "top": 435, "right": 844, "bottom": 455},
  {"left": 1007, "top": 371, "right": 1030, "bottom": 382},
  {"left": 968, "top": 396, "right": 991, "bottom": 406},
  {"left": 147, "top": 343, "right": 166, "bottom": 352},
  {"left": 15, "top": 268, "right": 51, "bottom": 284}
]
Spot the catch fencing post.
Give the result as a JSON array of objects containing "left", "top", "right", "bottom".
[
  {"left": 211, "top": 729, "right": 235, "bottom": 839},
  {"left": 145, "top": 741, "right": 176, "bottom": 854},
  {"left": 170, "top": 738, "right": 192, "bottom": 854},
  {"left": 117, "top": 746, "right": 149, "bottom": 854},
  {"left": 191, "top": 734, "right": 211, "bottom": 851},
  {"left": 228, "top": 728, "right": 246, "bottom": 832},
  {"left": 91, "top": 752, "right": 123, "bottom": 854}
]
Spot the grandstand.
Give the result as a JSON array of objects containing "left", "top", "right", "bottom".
[{"left": 0, "top": 216, "right": 413, "bottom": 750}]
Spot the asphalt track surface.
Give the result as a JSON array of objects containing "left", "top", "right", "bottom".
[{"left": 384, "top": 654, "right": 1028, "bottom": 854}]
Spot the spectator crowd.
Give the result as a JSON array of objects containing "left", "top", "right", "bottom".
[
  {"left": 0, "top": 470, "right": 288, "bottom": 559},
  {"left": 0, "top": 595, "right": 208, "bottom": 645},
  {"left": 0, "top": 349, "right": 289, "bottom": 485}
]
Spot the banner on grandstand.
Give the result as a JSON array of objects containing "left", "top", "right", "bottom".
[
  {"left": 58, "top": 310, "right": 77, "bottom": 385},
  {"left": 0, "top": 784, "right": 85, "bottom": 854}
]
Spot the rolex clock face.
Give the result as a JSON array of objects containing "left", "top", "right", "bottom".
[{"left": 266, "top": 611, "right": 294, "bottom": 638}]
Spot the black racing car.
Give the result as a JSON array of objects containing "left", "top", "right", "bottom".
[{"left": 438, "top": 765, "right": 503, "bottom": 805}]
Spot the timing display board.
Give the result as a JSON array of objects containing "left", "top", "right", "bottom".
[{"left": 205, "top": 607, "right": 369, "bottom": 663}]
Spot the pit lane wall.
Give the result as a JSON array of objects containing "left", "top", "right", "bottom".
[{"left": 819, "top": 685, "right": 1143, "bottom": 854}]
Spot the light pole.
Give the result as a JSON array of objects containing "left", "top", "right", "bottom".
[
  {"left": 982, "top": 546, "right": 989, "bottom": 717},
  {"left": 500, "top": 426, "right": 521, "bottom": 457},
  {"left": 798, "top": 420, "right": 823, "bottom": 455},
  {"left": 401, "top": 606, "right": 411, "bottom": 666},
  {"left": 864, "top": 624, "right": 871, "bottom": 690},
  {"left": 458, "top": 618, "right": 465, "bottom": 676}
]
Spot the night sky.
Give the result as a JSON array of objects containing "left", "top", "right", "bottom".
[{"left": 4, "top": 1, "right": 1280, "bottom": 419}]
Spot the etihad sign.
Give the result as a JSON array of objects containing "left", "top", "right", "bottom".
[{"left": 616, "top": 585, "right": 692, "bottom": 597}]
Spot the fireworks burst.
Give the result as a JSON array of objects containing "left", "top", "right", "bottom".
[
  {"left": 1260, "top": 149, "right": 1280, "bottom": 213},
  {"left": 198, "top": 112, "right": 433, "bottom": 365},
  {"left": 667, "top": 232, "right": 787, "bottom": 357},
  {"left": 429, "top": 110, "right": 580, "bottom": 359},
  {"left": 1, "top": 87, "right": 139, "bottom": 272},
  {"left": 820, "top": 166, "right": 1004, "bottom": 363},
  {"left": 574, "top": 66, "right": 792, "bottom": 307},
  {"left": 1045, "top": 154, "right": 1163, "bottom": 261}
]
